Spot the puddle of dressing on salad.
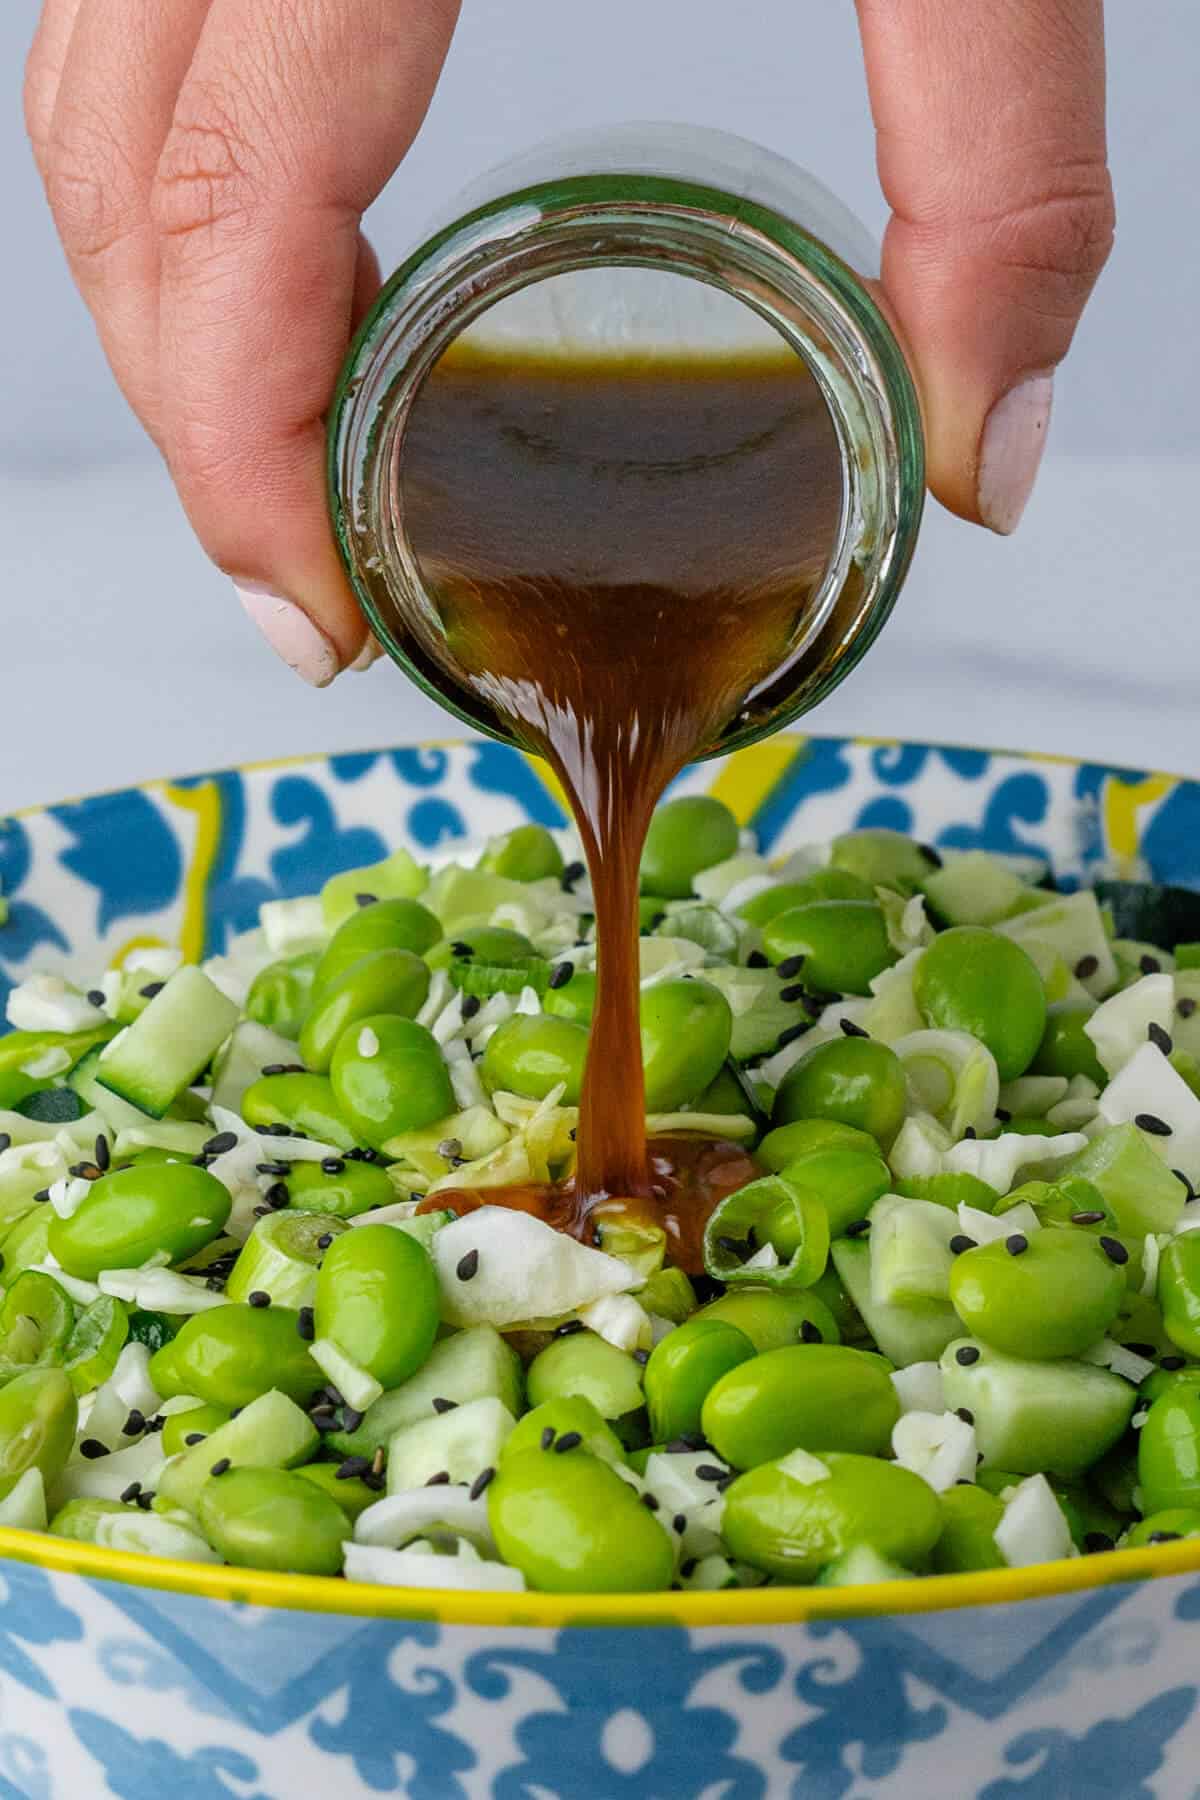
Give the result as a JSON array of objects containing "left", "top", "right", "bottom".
[{"left": 401, "top": 339, "right": 841, "bottom": 1265}]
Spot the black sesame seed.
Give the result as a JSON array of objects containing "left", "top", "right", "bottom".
[
  {"left": 206, "top": 1131, "right": 240, "bottom": 1155},
  {"left": 210, "top": 1458, "right": 232, "bottom": 1477},
  {"left": 666, "top": 1433, "right": 707, "bottom": 1453},
  {"left": 297, "top": 1307, "right": 315, "bottom": 1342},
  {"left": 845, "top": 1219, "right": 871, "bottom": 1238},
  {"left": 450, "top": 940, "right": 474, "bottom": 958},
  {"left": 1071, "top": 1210, "right": 1107, "bottom": 1225},
  {"left": 956, "top": 1346, "right": 981, "bottom": 1366},
  {"left": 469, "top": 1467, "right": 496, "bottom": 1500},
  {"left": 426, "top": 1471, "right": 451, "bottom": 1486},
  {"left": 672, "top": 1513, "right": 687, "bottom": 1534},
  {"left": 0, "top": 1135, "right": 9, "bottom": 1155},
  {"left": 184, "top": 1432, "right": 207, "bottom": 1447},
  {"left": 1141, "top": 954, "right": 1162, "bottom": 975},
  {"left": 266, "top": 1181, "right": 291, "bottom": 1208},
  {"left": 32, "top": 1189, "right": 50, "bottom": 1204},
  {"left": 138, "top": 981, "right": 164, "bottom": 1000},
  {"left": 799, "top": 994, "right": 824, "bottom": 1019},
  {"left": 1149, "top": 1021, "right": 1174, "bottom": 1056},
  {"left": 548, "top": 962, "right": 574, "bottom": 990},
  {"left": 432, "top": 1397, "right": 458, "bottom": 1414},
  {"left": 779, "top": 983, "right": 807, "bottom": 1004},
  {"left": 1161, "top": 1355, "right": 1187, "bottom": 1371},
  {"left": 87, "top": 989, "right": 106, "bottom": 1008},
  {"left": 247, "top": 1290, "right": 271, "bottom": 1309},
  {"left": 963, "top": 1125, "right": 977, "bottom": 1140},
  {"left": 641, "top": 1492, "right": 660, "bottom": 1511},
  {"left": 79, "top": 1439, "right": 110, "bottom": 1459},
  {"left": 321, "top": 1157, "right": 346, "bottom": 1175},
  {"left": 69, "top": 1161, "right": 103, "bottom": 1182},
  {"left": 456, "top": 1249, "right": 480, "bottom": 1283},
  {"left": 746, "top": 950, "right": 769, "bottom": 969},
  {"left": 840, "top": 1019, "right": 870, "bottom": 1038},
  {"left": 995, "top": 1107, "right": 1012, "bottom": 1123},
  {"left": 561, "top": 861, "right": 586, "bottom": 889},
  {"left": 553, "top": 1431, "right": 583, "bottom": 1454},
  {"left": 555, "top": 1319, "right": 585, "bottom": 1337},
  {"left": 95, "top": 1135, "right": 111, "bottom": 1172},
  {"left": 122, "top": 1409, "right": 146, "bottom": 1438},
  {"left": 461, "top": 995, "right": 482, "bottom": 1021},
  {"left": 540, "top": 1427, "right": 556, "bottom": 1451},
  {"left": 799, "top": 1319, "right": 823, "bottom": 1344},
  {"left": 1136, "top": 1112, "right": 1172, "bottom": 1137},
  {"left": 955, "top": 1408, "right": 975, "bottom": 1426},
  {"left": 308, "top": 1408, "right": 338, "bottom": 1431},
  {"left": 362, "top": 1470, "right": 385, "bottom": 1493},
  {"left": 1123, "top": 1343, "right": 1157, "bottom": 1359},
  {"left": 949, "top": 1235, "right": 977, "bottom": 1255},
  {"left": 1180, "top": 997, "right": 1198, "bottom": 1020},
  {"left": 1100, "top": 1236, "right": 1130, "bottom": 1265},
  {"left": 252, "top": 1204, "right": 272, "bottom": 1219},
  {"left": 437, "top": 1139, "right": 462, "bottom": 1161},
  {"left": 1148, "top": 1530, "right": 1182, "bottom": 1544},
  {"left": 355, "top": 892, "right": 378, "bottom": 908},
  {"left": 1074, "top": 954, "right": 1100, "bottom": 980},
  {"left": 776, "top": 954, "right": 806, "bottom": 980},
  {"left": 119, "top": 1482, "right": 142, "bottom": 1504},
  {"left": 1005, "top": 1233, "right": 1029, "bottom": 1256},
  {"left": 316, "top": 1234, "right": 333, "bottom": 1250},
  {"left": 256, "top": 1161, "right": 290, "bottom": 1177},
  {"left": 776, "top": 1023, "right": 808, "bottom": 1050},
  {"left": 136, "top": 1491, "right": 154, "bottom": 1511},
  {"left": 920, "top": 844, "right": 944, "bottom": 870},
  {"left": 266, "top": 1123, "right": 292, "bottom": 1138},
  {"left": 261, "top": 1063, "right": 305, "bottom": 1077},
  {"left": 1084, "top": 1531, "right": 1115, "bottom": 1554},
  {"left": 342, "top": 1407, "right": 365, "bottom": 1434},
  {"left": 633, "top": 1347, "right": 650, "bottom": 1365},
  {"left": 649, "top": 913, "right": 667, "bottom": 931},
  {"left": 337, "top": 1456, "right": 371, "bottom": 1481},
  {"left": 696, "top": 1464, "right": 727, "bottom": 1482}
]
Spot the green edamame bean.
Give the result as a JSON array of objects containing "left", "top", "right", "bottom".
[
  {"left": 330, "top": 1015, "right": 455, "bottom": 1147},
  {"left": 913, "top": 927, "right": 1047, "bottom": 1082},
  {"left": 640, "top": 795, "right": 740, "bottom": 900},
  {"left": 769, "top": 1149, "right": 891, "bottom": 1245},
  {"left": 772, "top": 1037, "right": 908, "bottom": 1146},
  {"left": 543, "top": 969, "right": 597, "bottom": 1025},
  {"left": 478, "top": 824, "right": 565, "bottom": 883},
  {"left": 692, "top": 1285, "right": 841, "bottom": 1351},
  {"left": 242, "top": 1071, "right": 357, "bottom": 1151},
  {"left": 1158, "top": 1237, "right": 1200, "bottom": 1359},
  {"left": 429, "top": 925, "right": 540, "bottom": 974},
  {"left": 1124, "top": 1508, "right": 1200, "bottom": 1548},
  {"left": 49, "top": 1164, "right": 232, "bottom": 1282},
  {"left": 930, "top": 1485, "right": 1005, "bottom": 1573},
  {"left": 1031, "top": 1005, "right": 1107, "bottom": 1088},
  {"left": 314, "top": 897, "right": 441, "bottom": 996},
  {"left": 198, "top": 1467, "right": 346, "bottom": 1575},
  {"left": 644, "top": 1318, "right": 756, "bottom": 1443},
  {"left": 829, "top": 829, "right": 937, "bottom": 896},
  {"left": 314, "top": 1225, "right": 439, "bottom": 1389},
  {"left": 949, "top": 1228, "right": 1125, "bottom": 1360},
  {"left": 161, "top": 1402, "right": 232, "bottom": 1458},
  {"left": 283, "top": 1159, "right": 395, "bottom": 1219},
  {"left": 0, "top": 1367, "right": 77, "bottom": 1499},
  {"left": 762, "top": 901, "right": 896, "bottom": 996},
  {"left": 640, "top": 979, "right": 732, "bottom": 1111},
  {"left": 504, "top": 1395, "right": 626, "bottom": 1466},
  {"left": 736, "top": 870, "right": 875, "bottom": 927},
  {"left": 527, "top": 1332, "right": 645, "bottom": 1423},
  {"left": 723, "top": 1449, "right": 942, "bottom": 1581},
  {"left": 1140, "top": 1365, "right": 1200, "bottom": 1407},
  {"left": 806, "top": 1265, "right": 869, "bottom": 1344},
  {"left": 245, "top": 951, "right": 321, "bottom": 1039},
  {"left": 481, "top": 1013, "right": 588, "bottom": 1105},
  {"left": 488, "top": 1445, "right": 675, "bottom": 1592},
  {"left": 150, "top": 1306, "right": 322, "bottom": 1409},
  {"left": 295, "top": 1460, "right": 381, "bottom": 1522},
  {"left": 300, "top": 948, "right": 430, "bottom": 1073},
  {"left": 702, "top": 1345, "right": 900, "bottom": 1467},
  {"left": 756, "top": 1120, "right": 879, "bottom": 1171},
  {"left": 1138, "top": 1384, "right": 1200, "bottom": 1514}
]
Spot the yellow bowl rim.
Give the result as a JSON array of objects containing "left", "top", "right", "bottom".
[{"left": 5, "top": 730, "right": 1195, "bottom": 1626}]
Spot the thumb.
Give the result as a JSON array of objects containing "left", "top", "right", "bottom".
[{"left": 856, "top": 0, "right": 1114, "bottom": 533}]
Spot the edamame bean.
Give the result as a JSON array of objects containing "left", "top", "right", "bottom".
[
  {"left": 245, "top": 951, "right": 321, "bottom": 1039},
  {"left": 829, "top": 829, "right": 937, "bottom": 896},
  {"left": 723, "top": 1449, "right": 942, "bottom": 1581},
  {"left": 478, "top": 825, "right": 565, "bottom": 883},
  {"left": 284, "top": 1159, "right": 395, "bottom": 1219},
  {"left": 639, "top": 796, "right": 740, "bottom": 899},
  {"left": 1157, "top": 1237, "right": 1200, "bottom": 1360},
  {"left": 49, "top": 1164, "right": 231, "bottom": 1282},
  {"left": 0, "top": 1368, "right": 77, "bottom": 1500},
  {"left": 295, "top": 1460, "right": 381, "bottom": 1522},
  {"left": 481, "top": 1014, "right": 588, "bottom": 1105},
  {"left": 314, "top": 1225, "right": 439, "bottom": 1389},
  {"left": 543, "top": 969, "right": 597, "bottom": 1026},
  {"left": 488, "top": 1446, "right": 674, "bottom": 1591},
  {"left": 644, "top": 1318, "right": 756, "bottom": 1443},
  {"left": 161, "top": 1402, "right": 232, "bottom": 1458},
  {"left": 330, "top": 1016, "right": 455, "bottom": 1147},
  {"left": 527, "top": 1332, "right": 645, "bottom": 1425},
  {"left": 737, "top": 870, "right": 874, "bottom": 927},
  {"left": 949, "top": 1228, "right": 1125, "bottom": 1359},
  {"left": 692, "top": 1286, "right": 841, "bottom": 1351},
  {"left": 640, "top": 979, "right": 732, "bottom": 1111},
  {"left": 1138, "top": 1384, "right": 1200, "bottom": 1514},
  {"left": 150, "top": 1307, "right": 322, "bottom": 1409},
  {"left": 1031, "top": 1005, "right": 1107, "bottom": 1087},
  {"left": 756, "top": 1120, "right": 879, "bottom": 1171},
  {"left": 197, "top": 1467, "right": 346, "bottom": 1575},
  {"left": 913, "top": 928, "right": 1047, "bottom": 1082},
  {"left": 430, "top": 926, "right": 540, "bottom": 974},
  {"left": 770, "top": 1149, "right": 891, "bottom": 1244},
  {"left": 763, "top": 901, "right": 896, "bottom": 996},
  {"left": 300, "top": 948, "right": 430, "bottom": 1073},
  {"left": 242, "top": 1071, "right": 358, "bottom": 1150},
  {"left": 930, "top": 1485, "right": 1005, "bottom": 1573},
  {"left": 504, "top": 1395, "right": 626, "bottom": 1465},
  {"left": 314, "top": 897, "right": 441, "bottom": 995},
  {"left": 772, "top": 1037, "right": 908, "bottom": 1146},
  {"left": 1125, "top": 1508, "right": 1200, "bottom": 1548},
  {"left": 702, "top": 1345, "right": 900, "bottom": 1467}
]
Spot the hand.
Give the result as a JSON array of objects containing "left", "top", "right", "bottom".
[
  {"left": 856, "top": 0, "right": 1113, "bottom": 532},
  {"left": 25, "top": 0, "right": 459, "bottom": 684}
]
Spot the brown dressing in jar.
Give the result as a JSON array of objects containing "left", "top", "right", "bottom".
[{"left": 403, "top": 340, "right": 841, "bottom": 1267}]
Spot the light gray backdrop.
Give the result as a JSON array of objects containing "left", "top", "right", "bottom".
[{"left": 2, "top": 1, "right": 1197, "bottom": 811}]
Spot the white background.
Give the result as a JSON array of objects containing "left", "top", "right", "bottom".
[{"left": 2, "top": 1, "right": 1197, "bottom": 812}]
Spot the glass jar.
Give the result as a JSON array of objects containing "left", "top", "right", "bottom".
[{"left": 327, "top": 123, "right": 924, "bottom": 755}]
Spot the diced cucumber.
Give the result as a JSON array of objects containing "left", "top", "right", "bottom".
[
  {"left": 157, "top": 1389, "right": 317, "bottom": 1515},
  {"left": 700, "top": 966, "right": 795, "bottom": 1060},
  {"left": 97, "top": 968, "right": 239, "bottom": 1118},
  {"left": 210, "top": 1021, "right": 302, "bottom": 1116},
  {"left": 996, "top": 891, "right": 1117, "bottom": 1000},
  {"left": 922, "top": 852, "right": 1025, "bottom": 928},
  {"left": 869, "top": 1199, "right": 960, "bottom": 1308},
  {"left": 322, "top": 850, "right": 428, "bottom": 929},
  {"left": 382, "top": 1109, "right": 511, "bottom": 1179},
  {"left": 385, "top": 1395, "right": 516, "bottom": 1492},
  {"left": 309, "top": 1339, "right": 384, "bottom": 1414},
  {"left": 939, "top": 1338, "right": 1135, "bottom": 1477},
  {"left": 422, "top": 866, "right": 530, "bottom": 933},
  {"left": 225, "top": 1211, "right": 348, "bottom": 1310},
  {"left": 832, "top": 1237, "right": 960, "bottom": 1368},
  {"left": 69, "top": 1047, "right": 156, "bottom": 1133},
  {"left": 1061, "top": 1124, "right": 1189, "bottom": 1236}
]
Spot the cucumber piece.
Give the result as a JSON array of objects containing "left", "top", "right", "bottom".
[
  {"left": 700, "top": 965, "right": 795, "bottom": 1061},
  {"left": 210, "top": 1021, "right": 302, "bottom": 1116},
  {"left": 69, "top": 1047, "right": 158, "bottom": 1133},
  {"left": 15, "top": 1088, "right": 85, "bottom": 1125},
  {"left": 996, "top": 891, "right": 1117, "bottom": 1000},
  {"left": 940, "top": 1338, "right": 1135, "bottom": 1477},
  {"left": 157, "top": 1388, "right": 318, "bottom": 1515},
  {"left": 97, "top": 968, "right": 239, "bottom": 1118},
  {"left": 869, "top": 1198, "right": 960, "bottom": 1308},
  {"left": 322, "top": 851, "right": 428, "bottom": 929},
  {"left": 1093, "top": 881, "right": 1200, "bottom": 954},
  {"left": 1060, "top": 1124, "right": 1188, "bottom": 1236},
  {"left": 309, "top": 1339, "right": 384, "bottom": 1414},
  {"left": 922, "top": 852, "right": 1026, "bottom": 928},
  {"left": 225, "top": 1211, "right": 348, "bottom": 1310},
  {"left": 385, "top": 1394, "right": 516, "bottom": 1493},
  {"left": 328, "top": 1325, "right": 524, "bottom": 1459},
  {"left": 831, "top": 1237, "right": 960, "bottom": 1368},
  {"left": 0, "top": 1209, "right": 55, "bottom": 1288}
]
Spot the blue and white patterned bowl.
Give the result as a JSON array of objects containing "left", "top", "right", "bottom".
[{"left": 3, "top": 734, "right": 1200, "bottom": 1800}]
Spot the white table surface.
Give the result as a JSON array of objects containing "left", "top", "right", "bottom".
[{"left": 2, "top": 449, "right": 1196, "bottom": 817}]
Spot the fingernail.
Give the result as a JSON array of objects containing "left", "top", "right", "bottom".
[
  {"left": 234, "top": 584, "right": 340, "bottom": 687},
  {"left": 348, "top": 634, "right": 384, "bottom": 673},
  {"left": 978, "top": 373, "right": 1054, "bottom": 535}
]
